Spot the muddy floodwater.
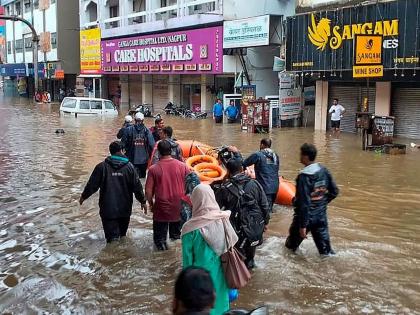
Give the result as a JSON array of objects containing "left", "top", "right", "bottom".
[{"left": 0, "top": 97, "right": 419, "bottom": 314}]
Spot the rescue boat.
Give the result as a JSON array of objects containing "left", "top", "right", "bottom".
[{"left": 176, "top": 140, "right": 296, "bottom": 206}]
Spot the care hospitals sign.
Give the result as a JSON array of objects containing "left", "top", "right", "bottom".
[
  {"left": 80, "top": 28, "right": 101, "bottom": 75},
  {"left": 223, "top": 15, "right": 270, "bottom": 48}
]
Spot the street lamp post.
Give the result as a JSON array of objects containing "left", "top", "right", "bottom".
[{"left": 0, "top": 15, "right": 40, "bottom": 96}]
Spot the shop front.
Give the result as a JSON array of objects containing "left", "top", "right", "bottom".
[
  {"left": 0, "top": 63, "right": 45, "bottom": 98},
  {"left": 286, "top": 0, "right": 420, "bottom": 138},
  {"left": 100, "top": 25, "right": 223, "bottom": 112}
]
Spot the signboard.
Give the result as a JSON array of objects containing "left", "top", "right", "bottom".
[
  {"left": 280, "top": 89, "right": 302, "bottom": 120},
  {"left": 101, "top": 26, "right": 223, "bottom": 75},
  {"left": 39, "top": 0, "right": 50, "bottom": 10},
  {"left": 273, "top": 56, "right": 285, "bottom": 71},
  {"left": 223, "top": 15, "right": 270, "bottom": 49},
  {"left": 0, "top": 63, "right": 27, "bottom": 76},
  {"left": 39, "top": 32, "right": 51, "bottom": 53},
  {"left": 80, "top": 28, "right": 101, "bottom": 75},
  {"left": 54, "top": 69, "right": 65, "bottom": 79},
  {"left": 354, "top": 35, "right": 383, "bottom": 65},
  {"left": 286, "top": 0, "right": 419, "bottom": 72},
  {"left": 353, "top": 35, "right": 383, "bottom": 78},
  {"left": 279, "top": 72, "right": 293, "bottom": 89},
  {"left": 353, "top": 65, "right": 384, "bottom": 78}
]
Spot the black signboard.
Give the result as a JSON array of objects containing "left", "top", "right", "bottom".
[{"left": 286, "top": 0, "right": 420, "bottom": 73}]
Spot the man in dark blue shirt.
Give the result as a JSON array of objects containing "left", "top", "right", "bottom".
[
  {"left": 225, "top": 100, "right": 239, "bottom": 123},
  {"left": 243, "top": 138, "right": 280, "bottom": 213},
  {"left": 213, "top": 99, "right": 224, "bottom": 123}
]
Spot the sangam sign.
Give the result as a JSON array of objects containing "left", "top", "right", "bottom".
[{"left": 101, "top": 26, "right": 223, "bottom": 75}]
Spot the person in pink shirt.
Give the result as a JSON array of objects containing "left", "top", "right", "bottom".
[{"left": 146, "top": 140, "right": 190, "bottom": 250}]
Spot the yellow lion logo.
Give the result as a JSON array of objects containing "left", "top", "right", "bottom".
[{"left": 308, "top": 14, "right": 331, "bottom": 51}]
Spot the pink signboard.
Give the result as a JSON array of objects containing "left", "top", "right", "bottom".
[{"left": 101, "top": 26, "right": 223, "bottom": 75}]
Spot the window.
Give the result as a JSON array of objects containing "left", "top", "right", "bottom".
[
  {"left": 34, "top": 0, "right": 39, "bottom": 9},
  {"left": 161, "top": 0, "right": 176, "bottom": 7},
  {"left": 15, "top": 39, "right": 23, "bottom": 53},
  {"left": 15, "top": 1, "right": 22, "bottom": 15},
  {"left": 109, "top": 5, "right": 119, "bottom": 18},
  {"left": 24, "top": 0, "right": 31, "bottom": 13},
  {"left": 105, "top": 101, "right": 115, "bottom": 110},
  {"left": 90, "top": 100, "right": 103, "bottom": 110},
  {"left": 24, "top": 37, "right": 33, "bottom": 50},
  {"left": 51, "top": 33, "right": 57, "bottom": 49},
  {"left": 62, "top": 98, "right": 77, "bottom": 108},
  {"left": 51, "top": 0, "right": 56, "bottom": 3},
  {"left": 7, "top": 41, "right": 12, "bottom": 54},
  {"left": 79, "top": 100, "right": 90, "bottom": 110},
  {"left": 6, "top": 5, "right": 11, "bottom": 15}
]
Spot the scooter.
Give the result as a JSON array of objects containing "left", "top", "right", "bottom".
[{"left": 225, "top": 306, "right": 268, "bottom": 315}]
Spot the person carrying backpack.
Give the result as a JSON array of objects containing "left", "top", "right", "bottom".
[
  {"left": 214, "top": 159, "right": 270, "bottom": 270},
  {"left": 122, "top": 112, "right": 155, "bottom": 178}
]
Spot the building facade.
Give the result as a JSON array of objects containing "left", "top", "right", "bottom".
[
  {"left": 1, "top": 0, "right": 80, "bottom": 99},
  {"left": 286, "top": 0, "right": 420, "bottom": 139},
  {"left": 79, "top": 0, "right": 294, "bottom": 112}
]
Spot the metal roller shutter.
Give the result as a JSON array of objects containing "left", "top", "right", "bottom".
[
  {"left": 328, "top": 85, "right": 376, "bottom": 133},
  {"left": 392, "top": 88, "right": 420, "bottom": 139}
]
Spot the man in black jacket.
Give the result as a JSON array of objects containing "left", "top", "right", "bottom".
[
  {"left": 79, "top": 141, "right": 147, "bottom": 243},
  {"left": 285, "top": 143, "right": 339, "bottom": 256},
  {"left": 214, "top": 159, "right": 270, "bottom": 270}
]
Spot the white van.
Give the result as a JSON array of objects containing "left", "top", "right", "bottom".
[{"left": 60, "top": 97, "right": 118, "bottom": 116}]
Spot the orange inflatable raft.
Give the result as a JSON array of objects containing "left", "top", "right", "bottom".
[
  {"left": 173, "top": 140, "right": 295, "bottom": 206},
  {"left": 177, "top": 140, "right": 216, "bottom": 159}
]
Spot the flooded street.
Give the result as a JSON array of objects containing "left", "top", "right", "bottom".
[{"left": 0, "top": 97, "right": 420, "bottom": 314}]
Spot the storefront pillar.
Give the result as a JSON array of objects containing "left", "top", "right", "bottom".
[
  {"left": 169, "top": 75, "right": 181, "bottom": 105},
  {"left": 120, "top": 75, "right": 129, "bottom": 109},
  {"left": 142, "top": 74, "right": 153, "bottom": 105},
  {"left": 375, "top": 82, "right": 391, "bottom": 116},
  {"left": 200, "top": 75, "right": 214, "bottom": 113},
  {"left": 314, "top": 80, "right": 329, "bottom": 131}
]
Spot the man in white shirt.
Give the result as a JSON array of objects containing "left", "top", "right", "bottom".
[{"left": 329, "top": 98, "right": 346, "bottom": 132}]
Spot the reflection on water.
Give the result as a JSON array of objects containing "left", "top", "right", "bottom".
[{"left": 0, "top": 97, "right": 420, "bottom": 314}]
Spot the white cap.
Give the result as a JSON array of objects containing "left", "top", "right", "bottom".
[
  {"left": 135, "top": 112, "right": 144, "bottom": 121},
  {"left": 124, "top": 115, "right": 133, "bottom": 123}
]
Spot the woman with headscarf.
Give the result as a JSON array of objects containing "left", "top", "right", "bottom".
[{"left": 182, "top": 184, "right": 238, "bottom": 315}]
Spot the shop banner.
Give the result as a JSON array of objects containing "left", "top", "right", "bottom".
[
  {"left": 223, "top": 15, "right": 270, "bottom": 49},
  {"left": 280, "top": 89, "right": 302, "bottom": 120},
  {"left": 80, "top": 28, "right": 101, "bottom": 75},
  {"left": 286, "top": 0, "right": 419, "bottom": 72},
  {"left": 101, "top": 26, "right": 223, "bottom": 75},
  {"left": 0, "top": 63, "right": 27, "bottom": 76}
]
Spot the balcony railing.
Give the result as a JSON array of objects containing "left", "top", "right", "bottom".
[{"left": 83, "top": 0, "right": 221, "bottom": 30}]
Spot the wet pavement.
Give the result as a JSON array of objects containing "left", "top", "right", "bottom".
[{"left": 0, "top": 97, "right": 420, "bottom": 314}]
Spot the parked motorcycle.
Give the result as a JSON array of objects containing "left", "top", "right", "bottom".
[{"left": 128, "top": 104, "right": 153, "bottom": 117}]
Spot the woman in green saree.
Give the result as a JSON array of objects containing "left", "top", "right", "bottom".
[{"left": 181, "top": 184, "right": 238, "bottom": 315}]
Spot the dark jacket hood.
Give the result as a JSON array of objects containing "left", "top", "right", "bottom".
[
  {"left": 105, "top": 154, "right": 130, "bottom": 170},
  {"left": 261, "top": 148, "right": 278, "bottom": 164},
  {"left": 300, "top": 162, "right": 322, "bottom": 176}
]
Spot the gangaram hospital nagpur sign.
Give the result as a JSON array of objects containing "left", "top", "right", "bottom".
[
  {"left": 307, "top": 13, "right": 399, "bottom": 51},
  {"left": 101, "top": 26, "right": 223, "bottom": 75}
]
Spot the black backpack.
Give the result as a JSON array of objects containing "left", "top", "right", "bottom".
[{"left": 226, "top": 180, "right": 265, "bottom": 246}]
